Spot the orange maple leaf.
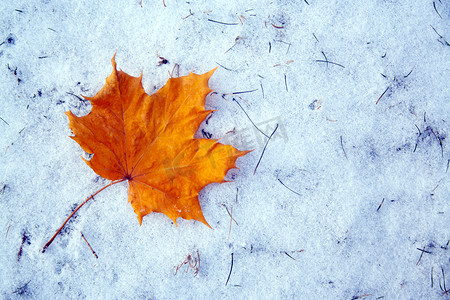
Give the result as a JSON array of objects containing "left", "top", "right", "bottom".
[{"left": 43, "top": 55, "right": 248, "bottom": 252}]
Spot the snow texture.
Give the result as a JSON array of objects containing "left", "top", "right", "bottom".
[{"left": 0, "top": 0, "right": 449, "bottom": 299}]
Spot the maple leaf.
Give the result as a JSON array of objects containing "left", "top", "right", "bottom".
[{"left": 42, "top": 55, "right": 249, "bottom": 252}]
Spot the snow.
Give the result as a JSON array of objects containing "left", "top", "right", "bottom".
[{"left": 0, "top": 0, "right": 449, "bottom": 299}]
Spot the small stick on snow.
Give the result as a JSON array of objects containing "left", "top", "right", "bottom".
[
  {"left": 12, "top": 281, "right": 31, "bottom": 295},
  {"left": 208, "top": 19, "right": 239, "bottom": 25},
  {"left": 254, "top": 124, "right": 278, "bottom": 175},
  {"left": 415, "top": 124, "right": 422, "bottom": 135},
  {"left": 81, "top": 232, "right": 98, "bottom": 259},
  {"left": 4, "top": 224, "right": 10, "bottom": 241},
  {"left": 433, "top": 2, "right": 442, "bottom": 19},
  {"left": 404, "top": 69, "right": 413, "bottom": 78},
  {"left": 431, "top": 267, "right": 434, "bottom": 288},
  {"left": 174, "top": 250, "right": 200, "bottom": 277},
  {"left": 283, "top": 251, "right": 296, "bottom": 260},
  {"left": 223, "top": 204, "right": 238, "bottom": 225},
  {"left": 277, "top": 178, "right": 301, "bottom": 196},
  {"left": 66, "top": 92, "right": 86, "bottom": 103},
  {"left": 340, "top": 136, "right": 348, "bottom": 160},
  {"left": 271, "top": 23, "right": 284, "bottom": 29},
  {"left": 232, "top": 98, "right": 270, "bottom": 138},
  {"left": 225, "top": 253, "right": 234, "bottom": 286},
  {"left": 321, "top": 51, "right": 328, "bottom": 67},
  {"left": 352, "top": 294, "right": 371, "bottom": 299},
  {"left": 216, "top": 62, "right": 233, "bottom": 71},
  {"left": 431, "top": 184, "right": 439, "bottom": 196},
  {"left": 441, "top": 267, "right": 449, "bottom": 295},
  {"left": 0, "top": 116, "right": 9, "bottom": 125},
  {"left": 182, "top": 9, "right": 194, "bottom": 20},
  {"left": 428, "top": 128, "right": 444, "bottom": 157},
  {"left": 376, "top": 198, "right": 385, "bottom": 212},
  {"left": 376, "top": 87, "right": 389, "bottom": 105},
  {"left": 313, "top": 33, "right": 319, "bottom": 42},
  {"left": 225, "top": 36, "right": 243, "bottom": 54},
  {"left": 284, "top": 74, "right": 288, "bottom": 92},
  {"left": 227, "top": 205, "right": 233, "bottom": 244},
  {"left": 231, "top": 89, "right": 258, "bottom": 95},
  {"left": 286, "top": 43, "right": 291, "bottom": 54},
  {"left": 315, "top": 52, "right": 345, "bottom": 68},
  {"left": 416, "top": 246, "right": 431, "bottom": 266},
  {"left": 17, "top": 232, "right": 29, "bottom": 262},
  {"left": 315, "top": 59, "right": 345, "bottom": 68},
  {"left": 430, "top": 25, "right": 443, "bottom": 38}
]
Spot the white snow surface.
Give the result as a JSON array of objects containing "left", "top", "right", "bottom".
[{"left": 0, "top": 0, "right": 449, "bottom": 299}]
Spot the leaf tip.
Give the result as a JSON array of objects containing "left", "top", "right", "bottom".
[
  {"left": 204, "top": 67, "right": 218, "bottom": 83},
  {"left": 203, "top": 220, "right": 212, "bottom": 229},
  {"left": 111, "top": 52, "right": 117, "bottom": 68}
]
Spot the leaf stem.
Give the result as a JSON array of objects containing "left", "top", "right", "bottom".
[{"left": 41, "top": 179, "right": 125, "bottom": 253}]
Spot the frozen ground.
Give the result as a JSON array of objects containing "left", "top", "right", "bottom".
[{"left": 0, "top": 0, "right": 449, "bottom": 299}]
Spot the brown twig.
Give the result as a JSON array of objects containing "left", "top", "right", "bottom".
[
  {"left": 170, "top": 64, "right": 180, "bottom": 78},
  {"left": 182, "top": 9, "right": 194, "bottom": 20},
  {"left": 271, "top": 23, "right": 284, "bottom": 29},
  {"left": 175, "top": 250, "right": 200, "bottom": 277},
  {"left": 17, "top": 232, "right": 29, "bottom": 262},
  {"left": 4, "top": 224, "right": 10, "bottom": 241},
  {"left": 81, "top": 232, "right": 98, "bottom": 259}
]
